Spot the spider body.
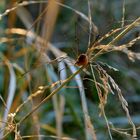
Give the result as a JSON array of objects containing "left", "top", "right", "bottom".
[{"left": 75, "top": 54, "right": 89, "bottom": 66}]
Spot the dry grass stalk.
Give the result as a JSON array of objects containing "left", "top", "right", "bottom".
[{"left": 90, "top": 65, "right": 113, "bottom": 139}]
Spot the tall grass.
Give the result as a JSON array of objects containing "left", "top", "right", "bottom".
[{"left": 0, "top": 0, "right": 140, "bottom": 140}]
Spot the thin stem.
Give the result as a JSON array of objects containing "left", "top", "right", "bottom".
[
  {"left": 108, "top": 17, "right": 140, "bottom": 46},
  {"left": 18, "top": 66, "right": 85, "bottom": 125},
  {"left": 90, "top": 64, "right": 113, "bottom": 140},
  {"left": 121, "top": 0, "right": 125, "bottom": 28},
  {"left": 88, "top": 0, "right": 92, "bottom": 47}
]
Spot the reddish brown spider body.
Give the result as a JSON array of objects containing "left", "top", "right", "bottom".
[{"left": 75, "top": 54, "right": 89, "bottom": 66}]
